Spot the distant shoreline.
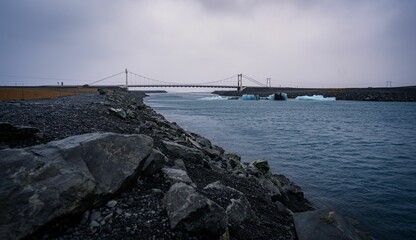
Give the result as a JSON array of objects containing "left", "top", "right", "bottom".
[
  {"left": 2, "top": 85, "right": 415, "bottom": 102},
  {"left": 0, "top": 86, "right": 167, "bottom": 101},
  {"left": 213, "top": 86, "right": 416, "bottom": 102}
]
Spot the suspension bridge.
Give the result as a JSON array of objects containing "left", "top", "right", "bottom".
[{"left": 88, "top": 69, "right": 271, "bottom": 92}]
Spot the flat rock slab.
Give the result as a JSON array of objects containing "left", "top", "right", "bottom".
[
  {"left": 294, "top": 208, "right": 363, "bottom": 240},
  {"left": 162, "top": 140, "right": 205, "bottom": 164},
  {"left": 162, "top": 167, "right": 194, "bottom": 185}
]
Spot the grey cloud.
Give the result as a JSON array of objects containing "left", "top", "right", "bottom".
[{"left": 0, "top": 0, "right": 415, "bottom": 87}]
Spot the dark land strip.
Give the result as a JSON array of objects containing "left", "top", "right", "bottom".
[{"left": 213, "top": 86, "right": 416, "bottom": 101}]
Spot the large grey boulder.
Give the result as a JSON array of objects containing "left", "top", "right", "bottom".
[
  {"left": 204, "top": 181, "right": 259, "bottom": 226},
  {"left": 164, "top": 182, "right": 228, "bottom": 238},
  {"left": 257, "top": 177, "right": 282, "bottom": 201},
  {"left": 0, "top": 133, "right": 163, "bottom": 240},
  {"left": 162, "top": 140, "right": 205, "bottom": 164},
  {"left": 249, "top": 159, "right": 270, "bottom": 175},
  {"left": 226, "top": 197, "right": 259, "bottom": 226},
  {"left": 294, "top": 209, "right": 364, "bottom": 240},
  {"left": 162, "top": 167, "right": 194, "bottom": 185},
  {"left": 245, "top": 162, "right": 313, "bottom": 212}
]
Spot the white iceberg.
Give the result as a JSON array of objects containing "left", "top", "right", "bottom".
[
  {"left": 295, "top": 95, "right": 336, "bottom": 101},
  {"left": 241, "top": 94, "right": 260, "bottom": 100}
]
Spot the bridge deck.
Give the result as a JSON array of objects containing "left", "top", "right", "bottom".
[{"left": 127, "top": 84, "right": 237, "bottom": 88}]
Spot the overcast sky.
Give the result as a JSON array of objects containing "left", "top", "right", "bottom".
[{"left": 0, "top": 0, "right": 415, "bottom": 88}]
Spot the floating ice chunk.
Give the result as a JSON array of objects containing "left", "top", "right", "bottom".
[
  {"left": 295, "top": 95, "right": 336, "bottom": 101},
  {"left": 241, "top": 94, "right": 260, "bottom": 100},
  {"left": 267, "top": 93, "right": 288, "bottom": 100}
]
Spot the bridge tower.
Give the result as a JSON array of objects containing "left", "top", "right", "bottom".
[
  {"left": 266, "top": 78, "right": 271, "bottom": 88},
  {"left": 125, "top": 68, "right": 128, "bottom": 88},
  {"left": 237, "top": 74, "right": 243, "bottom": 93}
]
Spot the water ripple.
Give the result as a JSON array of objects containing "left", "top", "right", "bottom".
[{"left": 146, "top": 94, "right": 416, "bottom": 240}]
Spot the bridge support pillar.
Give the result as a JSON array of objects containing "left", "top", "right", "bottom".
[
  {"left": 237, "top": 74, "right": 243, "bottom": 93},
  {"left": 125, "top": 68, "right": 128, "bottom": 88}
]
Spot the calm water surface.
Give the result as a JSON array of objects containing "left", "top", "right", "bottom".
[{"left": 145, "top": 92, "right": 416, "bottom": 240}]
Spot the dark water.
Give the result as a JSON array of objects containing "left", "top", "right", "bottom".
[{"left": 145, "top": 92, "right": 416, "bottom": 240}]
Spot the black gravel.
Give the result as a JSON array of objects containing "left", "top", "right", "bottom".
[{"left": 1, "top": 91, "right": 300, "bottom": 240}]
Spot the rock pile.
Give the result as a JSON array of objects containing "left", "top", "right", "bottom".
[{"left": 0, "top": 89, "right": 363, "bottom": 239}]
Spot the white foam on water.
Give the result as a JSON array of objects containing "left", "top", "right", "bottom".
[
  {"left": 295, "top": 95, "right": 336, "bottom": 101},
  {"left": 198, "top": 95, "right": 230, "bottom": 101}
]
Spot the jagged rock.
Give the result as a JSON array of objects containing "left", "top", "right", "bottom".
[
  {"left": 267, "top": 175, "right": 314, "bottom": 212},
  {"left": 225, "top": 153, "right": 241, "bottom": 162},
  {"left": 172, "top": 159, "right": 187, "bottom": 171},
  {"left": 206, "top": 161, "right": 228, "bottom": 174},
  {"left": 228, "top": 158, "right": 239, "bottom": 169},
  {"left": 126, "top": 109, "right": 136, "bottom": 119},
  {"left": 257, "top": 178, "right": 282, "bottom": 201},
  {"left": 164, "top": 183, "right": 228, "bottom": 237},
  {"left": 203, "top": 147, "right": 222, "bottom": 158},
  {"left": 204, "top": 181, "right": 259, "bottom": 226},
  {"left": 206, "top": 156, "right": 237, "bottom": 173},
  {"left": 212, "top": 145, "right": 225, "bottom": 154},
  {"left": 246, "top": 165, "right": 260, "bottom": 177},
  {"left": 279, "top": 185, "right": 314, "bottom": 212},
  {"left": 250, "top": 160, "right": 270, "bottom": 175},
  {"left": 195, "top": 136, "right": 211, "bottom": 148},
  {"left": 162, "top": 167, "right": 194, "bottom": 185},
  {"left": 162, "top": 140, "right": 205, "bottom": 164},
  {"left": 271, "top": 173, "right": 291, "bottom": 187},
  {"left": 275, "top": 200, "right": 293, "bottom": 215},
  {"left": 108, "top": 107, "right": 127, "bottom": 119},
  {"left": 185, "top": 137, "right": 203, "bottom": 149},
  {"left": 142, "top": 121, "right": 158, "bottom": 130},
  {"left": 140, "top": 149, "right": 168, "bottom": 176},
  {"left": 282, "top": 183, "right": 304, "bottom": 199},
  {"left": 204, "top": 181, "right": 241, "bottom": 193},
  {"left": 294, "top": 209, "right": 363, "bottom": 240},
  {"left": 244, "top": 160, "right": 312, "bottom": 212},
  {"left": 226, "top": 197, "right": 259, "bottom": 226},
  {"left": 0, "top": 133, "right": 155, "bottom": 240},
  {"left": 223, "top": 157, "right": 246, "bottom": 173}
]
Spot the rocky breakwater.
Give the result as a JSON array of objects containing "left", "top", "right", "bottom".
[{"left": 0, "top": 89, "right": 365, "bottom": 239}]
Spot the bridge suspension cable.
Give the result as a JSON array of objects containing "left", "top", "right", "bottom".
[
  {"left": 128, "top": 71, "right": 237, "bottom": 87},
  {"left": 242, "top": 75, "right": 267, "bottom": 87},
  {"left": 88, "top": 71, "right": 125, "bottom": 85},
  {"left": 199, "top": 75, "right": 238, "bottom": 85},
  {"left": 129, "top": 71, "right": 181, "bottom": 85}
]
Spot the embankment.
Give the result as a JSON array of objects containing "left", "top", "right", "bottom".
[{"left": 0, "top": 89, "right": 367, "bottom": 239}]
